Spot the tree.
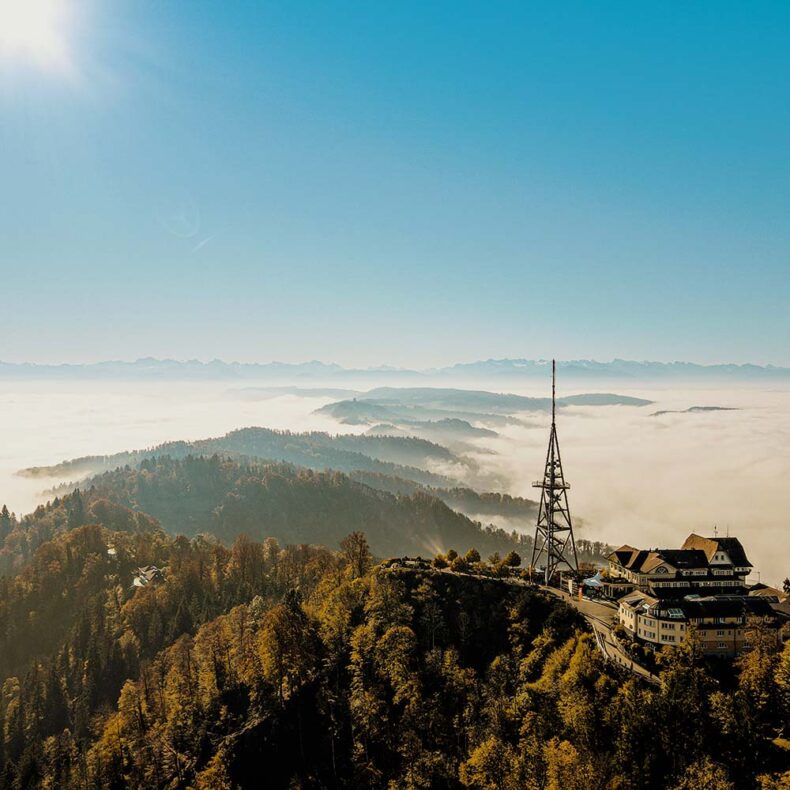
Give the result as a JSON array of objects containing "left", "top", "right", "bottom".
[
  {"left": 543, "top": 738, "right": 594, "bottom": 790},
  {"left": 757, "top": 771, "right": 790, "bottom": 789},
  {"left": 465, "top": 548, "right": 481, "bottom": 564},
  {"left": 258, "top": 592, "right": 321, "bottom": 704},
  {"left": 194, "top": 747, "right": 234, "bottom": 789},
  {"left": 340, "top": 531, "right": 372, "bottom": 577},
  {"left": 66, "top": 490, "right": 85, "bottom": 530},
  {"left": 655, "top": 627, "right": 714, "bottom": 776},
  {"left": 672, "top": 757, "right": 735, "bottom": 790},
  {"left": 451, "top": 556, "right": 468, "bottom": 573},
  {"left": 736, "top": 625, "right": 781, "bottom": 734},
  {"left": 0, "top": 505, "right": 11, "bottom": 540},
  {"left": 503, "top": 551, "right": 521, "bottom": 568},
  {"left": 459, "top": 737, "right": 521, "bottom": 790},
  {"left": 774, "top": 639, "right": 790, "bottom": 730},
  {"left": 783, "top": 578, "right": 790, "bottom": 596}
]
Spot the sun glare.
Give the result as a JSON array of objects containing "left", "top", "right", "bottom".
[{"left": 0, "top": 0, "right": 71, "bottom": 71}]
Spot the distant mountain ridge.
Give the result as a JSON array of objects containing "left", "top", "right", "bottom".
[
  {"left": 315, "top": 388, "right": 652, "bottom": 439},
  {"left": 16, "top": 427, "right": 465, "bottom": 489},
  {"left": 1, "top": 357, "right": 788, "bottom": 380}
]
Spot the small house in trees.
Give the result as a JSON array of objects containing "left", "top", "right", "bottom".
[{"left": 131, "top": 565, "right": 164, "bottom": 590}]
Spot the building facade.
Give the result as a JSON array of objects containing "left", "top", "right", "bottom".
[
  {"left": 618, "top": 591, "right": 778, "bottom": 657},
  {"left": 607, "top": 534, "right": 752, "bottom": 599}
]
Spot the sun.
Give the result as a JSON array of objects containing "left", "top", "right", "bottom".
[{"left": 0, "top": 0, "right": 71, "bottom": 71}]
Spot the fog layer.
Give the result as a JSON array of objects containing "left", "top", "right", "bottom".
[{"left": 0, "top": 379, "right": 786, "bottom": 586}]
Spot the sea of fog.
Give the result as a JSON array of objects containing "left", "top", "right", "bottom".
[{"left": 0, "top": 378, "right": 787, "bottom": 587}]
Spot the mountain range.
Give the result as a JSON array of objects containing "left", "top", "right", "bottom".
[{"left": 1, "top": 357, "right": 788, "bottom": 381}]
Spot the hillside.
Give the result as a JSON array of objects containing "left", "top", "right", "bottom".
[
  {"left": 0, "top": 492, "right": 160, "bottom": 575},
  {"left": 0, "top": 525, "right": 787, "bottom": 789},
  {"left": 1, "top": 459, "right": 614, "bottom": 578},
  {"left": 17, "top": 427, "right": 463, "bottom": 489},
  {"left": 78, "top": 456, "right": 528, "bottom": 559},
  {"left": 347, "top": 471, "right": 539, "bottom": 523}
]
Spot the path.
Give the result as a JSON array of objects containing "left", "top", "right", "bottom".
[{"left": 545, "top": 586, "right": 659, "bottom": 685}]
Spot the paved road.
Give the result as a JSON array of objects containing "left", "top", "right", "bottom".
[
  {"left": 545, "top": 587, "right": 659, "bottom": 685},
  {"left": 384, "top": 563, "right": 659, "bottom": 685}
]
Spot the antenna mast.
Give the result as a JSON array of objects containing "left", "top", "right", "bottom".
[{"left": 531, "top": 360, "right": 579, "bottom": 585}]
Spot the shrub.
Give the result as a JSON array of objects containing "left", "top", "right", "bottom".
[{"left": 465, "top": 548, "right": 481, "bottom": 564}]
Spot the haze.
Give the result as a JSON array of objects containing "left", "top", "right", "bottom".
[{"left": 1, "top": 375, "right": 786, "bottom": 587}]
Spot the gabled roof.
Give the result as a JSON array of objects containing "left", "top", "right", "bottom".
[
  {"left": 713, "top": 537, "right": 752, "bottom": 567},
  {"left": 681, "top": 534, "right": 752, "bottom": 567},
  {"left": 680, "top": 596, "right": 774, "bottom": 620},
  {"left": 132, "top": 565, "right": 164, "bottom": 588},
  {"left": 619, "top": 548, "right": 708, "bottom": 574},
  {"left": 625, "top": 549, "right": 651, "bottom": 570},
  {"left": 749, "top": 584, "right": 783, "bottom": 598},
  {"left": 654, "top": 549, "right": 709, "bottom": 569},
  {"left": 641, "top": 553, "right": 670, "bottom": 573},
  {"left": 609, "top": 545, "right": 638, "bottom": 567},
  {"left": 681, "top": 534, "right": 719, "bottom": 561}
]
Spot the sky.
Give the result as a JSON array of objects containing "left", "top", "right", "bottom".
[{"left": 1, "top": 1, "right": 789, "bottom": 367}]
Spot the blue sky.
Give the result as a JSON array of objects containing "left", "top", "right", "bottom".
[{"left": 1, "top": 1, "right": 789, "bottom": 366}]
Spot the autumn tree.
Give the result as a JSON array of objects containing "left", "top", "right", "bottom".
[
  {"left": 465, "top": 548, "right": 481, "bottom": 564},
  {"left": 258, "top": 590, "right": 321, "bottom": 704},
  {"left": 340, "top": 531, "right": 373, "bottom": 577},
  {"left": 672, "top": 756, "right": 735, "bottom": 790}
]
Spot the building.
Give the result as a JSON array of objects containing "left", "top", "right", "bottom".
[
  {"left": 748, "top": 584, "right": 790, "bottom": 642},
  {"left": 131, "top": 565, "right": 164, "bottom": 589},
  {"left": 619, "top": 591, "right": 779, "bottom": 657},
  {"left": 607, "top": 533, "right": 752, "bottom": 599},
  {"left": 612, "top": 534, "right": 784, "bottom": 656}
]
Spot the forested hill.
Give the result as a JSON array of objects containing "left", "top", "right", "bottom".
[
  {"left": 348, "top": 471, "right": 540, "bottom": 521},
  {"left": 0, "top": 524, "right": 788, "bottom": 789},
  {"left": 1, "top": 458, "right": 611, "bottom": 578},
  {"left": 17, "top": 427, "right": 463, "bottom": 488},
  {"left": 81, "top": 456, "right": 527, "bottom": 559},
  {"left": 0, "top": 494, "right": 160, "bottom": 575}
]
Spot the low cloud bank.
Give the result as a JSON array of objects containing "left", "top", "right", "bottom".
[
  {"left": 0, "top": 379, "right": 786, "bottom": 586},
  {"left": 466, "top": 384, "right": 790, "bottom": 587}
]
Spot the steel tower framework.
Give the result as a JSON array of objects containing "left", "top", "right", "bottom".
[{"left": 531, "top": 360, "right": 579, "bottom": 584}]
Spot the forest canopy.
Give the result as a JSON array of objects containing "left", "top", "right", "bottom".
[{"left": 0, "top": 522, "right": 787, "bottom": 789}]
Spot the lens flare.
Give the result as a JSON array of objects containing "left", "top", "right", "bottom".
[{"left": 0, "top": 0, "right": 71, "bottom": 71}]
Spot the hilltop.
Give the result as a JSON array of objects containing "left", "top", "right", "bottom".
[
  {"left": 0, "top": 523, "right": 787, "bottom": 789},
  {"left": 17, "top": 427, "right": 465, "bottom": 489}
]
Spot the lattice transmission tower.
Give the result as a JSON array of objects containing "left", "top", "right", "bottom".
[{"left": 530, "top": 360, "right": 579, "bottom": 585}]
